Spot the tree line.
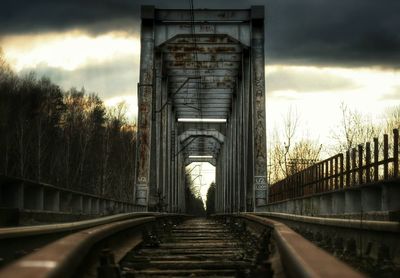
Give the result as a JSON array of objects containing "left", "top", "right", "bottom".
[
  {"left": 268, "top": 104, "right": 400, "bottom": 184},
  {"left": 0, "top": 52, "right": 137, "bottom": 202},
  {"left": 185, "top": 172, "right": 206, "bottom": 216}
]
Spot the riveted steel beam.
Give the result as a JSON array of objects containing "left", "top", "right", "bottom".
[
  {"left": 164, "top": 53, "right": 242, "bottom": 62},
  {"left": 155, "top": 10, "right": 251, "bottom": 22},
  {"left": 135, "top": 6, "right": 155, "bottom": 208},
  {"left": 251, "top": 6, "right": 267, "bottom": 208},
  {"left": 185, "top": 158, "right": 217, "bottom": 166}
]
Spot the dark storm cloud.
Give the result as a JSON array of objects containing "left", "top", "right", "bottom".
[
  {"left": 266, "top": 0, "right": 400, "bottom": 68},
  {"left": 1, "top": 0, "right": 400, "bottom": 68}
]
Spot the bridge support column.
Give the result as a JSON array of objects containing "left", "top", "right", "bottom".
[
  {"left": 381, "top": 184, "right": 400, "bottom": 211},
  {"left": 251, "top": 6, "right": 268, "bottom": 209},
  {"left": 177, "top": 149, "right": 183, "bottom": 212},
  {"left": 24, "top": 185, "right": 43, "bottom": 210},
  {"left": 362, "top": 187, "right": 381, "bottom": 212},
  {"left": 233, "top": 98, "right": 240, "bottom": 212},
  {"left": 167, "top": 106, "right": 173, "bottom": 212},
  {"left": 172, "top": 126, "right": 177, "bottom": 212},
  {"left": 228, "top": 126, "right": 233, "bottom": 212},
  {"left": 320, "top": 195, "right": 332, "bottom": 215},
  {"left": 150, "top": 51, "right": 163, "bottom": 210},
  {"left": 230, "top": 114, "right": 236, "bottom": 212},
  {"left": 238, "top": 78, "right": 245, "bottom": 212},
  {"left": 223, "top": 142, "right": 228, "bottom": 212},
  {"left": 161, "top": 77, "right": 168, "bottom": 211},
  {"left": 242, "top": 49, "right": 253, "bottom": 212},
  {"left": 332, "top": 192, "right": 345, "bottom": 215},
  {"left": 345, "top": 190, "right": 361, "bottom": 213},
  {"left": 43, "top": 188, "right": 60, "bottom": 212},
  {"left": 135, "top": 6, "right": 155, "bottom": 208},
  {"left": 1, "top": 182, "right": 24, "bottom": 209}
]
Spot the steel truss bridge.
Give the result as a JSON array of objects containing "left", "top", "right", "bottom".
[
  {"left": 0, "top": 6, "right": 399, "bottom": 278},
  {"left": 135, "top": 5, "right": 267, "bottom": 212}
]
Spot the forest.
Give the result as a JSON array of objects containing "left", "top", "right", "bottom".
[{"left": 0, "top": 52, "right": 137, "bottom": 202}]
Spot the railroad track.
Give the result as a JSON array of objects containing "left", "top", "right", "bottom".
[
  {"left": 0, "top": 213, "right": 366, "bottom": 278},
  {"left": 253, "top": 212, "right": 400, "bottom": 277},
  {"left": 0, "top": 212, "right": 161, "bottom": 267}
]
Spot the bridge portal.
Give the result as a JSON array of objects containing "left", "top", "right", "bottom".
[{"left": 135, "top": 6, "right": 267, "bottom": 212}]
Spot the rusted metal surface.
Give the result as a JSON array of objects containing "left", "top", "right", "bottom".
[
  {"left": 0, "top": 213, "right": 156, "bottom": 268},
  {"left": 135, "top": 7, "right": 155, "bottom": 207},
  {"left": 155, "top": 10, "right": 251, "bottom": 22},
  {"left": 216, "top": 213, "right": 365, "bottom": 278},
  {"left": 254, "top": 212, "right": 400, "bottom": 276},
  {"left": 255, "top": 212, "right": 400, "bottom": 232},
  {"left": 159, "top": 33, "right": 241, "bottom": 122},
  {"left": 0, "top": 213, "right": 156, "bottom": 240},
  {"left": 135, "top": 6, "right": 269, "bottom": 213},
  {"left": 251, "top": 8, "right": 268, "bottom": 207},
  {"left": 164, "top": 53, "right": 242, "bottom": 62},
  {"left": 0, "top": 214, "right": 187, "bottom": 278}
]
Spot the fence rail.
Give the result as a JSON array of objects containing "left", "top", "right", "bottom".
[
  {"left": 0, "top": 175, "right": 146, "bottom": 216},
  {"left": 269, "top": 129, "right": 399, "bottom": 203}
]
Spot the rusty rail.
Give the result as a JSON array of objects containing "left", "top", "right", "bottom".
[
  {"left": 269, "top": 129, "right": 400, "bottom": 203},
  {"left": 252, "top": 212, "right": 400, "bottom": 276},
  {"left": 0, "top": 213, "right": 188, "bottom": 277},
  {"left": 214, "top": 213, "right": 364, "bottom": 278}
]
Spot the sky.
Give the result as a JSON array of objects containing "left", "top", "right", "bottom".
[{"left": 1, "top": 0, "right": 400, "bottom": 200}]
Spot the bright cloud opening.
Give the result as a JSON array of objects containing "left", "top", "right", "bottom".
[
  {"left": 104, "top": 95, "right": 138, "bottom": 122},
  {"left": 2, "top": 30, "right": 140, "bottom": 71},
  {"left": 266, "top": 65, "right": 400, "bottom": 153}
]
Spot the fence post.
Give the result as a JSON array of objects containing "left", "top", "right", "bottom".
[
  {"left": 346, "top": 151, "right": 350, "bottom": 187},
  {"left": 325, "top": 161, "right": 329, "bottom": 191},
  {"left": 374, "top": 137, "right": 379, "bottom": 182},
  {"left": 330, "top": 158, "right": 334, "bottom": 190},
  {"left": 334, "top": 156, "right": 338, "bottom": 189},
  {"left": 394, "top": 129, "right": 399, "bottom": 178},
  {"left": 314, "top": 165, "right": 318, "bottom": 194},
  {"left": 339, "top": 153, "right": 344, "bottom": 188},
  {"left": 351, "top": 148, "right": 357, "bottom": 186},
  {"left": 366, "top": 142, "right": 371, "bottom": 183},
  {"left": 358, "top": 144, "right": 364, "bottom": 185},
  {"left": 384, "top": 134, "right": 389, "bottom": 180},
  {"left": 318, "top": 163, "right": 322, "bottom": 193}
]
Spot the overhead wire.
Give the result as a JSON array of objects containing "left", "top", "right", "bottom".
[{"left": 189, "top": 0, "right": 203, "bottom": 120}]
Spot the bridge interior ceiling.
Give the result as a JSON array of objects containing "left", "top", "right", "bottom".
[
  {"left": 158, "top": 33, "right": 246, "bottom": 163},
  {"left": 160, "top": 34, "right": 244, "bottom": 120}
]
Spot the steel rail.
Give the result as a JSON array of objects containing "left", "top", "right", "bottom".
[
  {"left": 0, "top": 213, "right": 188, "bottom": 278},
  {"left": 253, "top": 212, "right": 400, "bottom": 233},
  {"left": 214, "top": 213, "right": 365, "bottom": 278},
  {"left": 250, "top": 212, "right": 400, "bottom": 276},
  {"left": 0, "top": 212, "right": 157, "bottom": 239}
]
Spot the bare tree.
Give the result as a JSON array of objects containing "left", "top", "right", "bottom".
[
  {"left": 268, "top": 109, "right": 322, "bottom": 184},
  {"left": 330, "top": 103, "right": 382, "bottom": 154},
  {"left": 385, "top": 105, "right": 400, "bottom": 133}
]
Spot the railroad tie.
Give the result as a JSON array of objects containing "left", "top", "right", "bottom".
[{"left": 120, "top": 218, "right": 260, "bottom": 277}]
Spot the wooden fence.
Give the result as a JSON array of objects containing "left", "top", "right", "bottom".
[{"left": 268, "top": 129, "right": 399, "bottom": 203}]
